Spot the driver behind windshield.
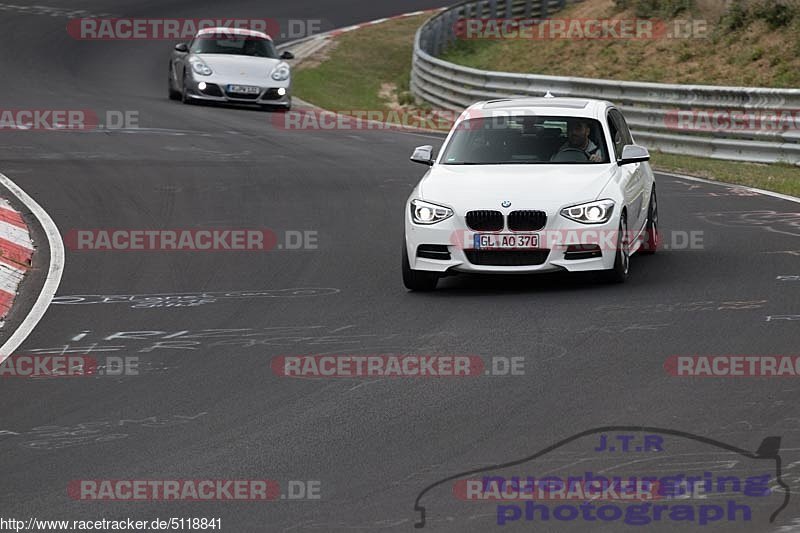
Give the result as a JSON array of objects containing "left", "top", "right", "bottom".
[
  {"left": 191, "top": 35, "right": 277, "bottom": 58},
  {"left": 554, "top": 119, "right": 602, "bottom": 162}
]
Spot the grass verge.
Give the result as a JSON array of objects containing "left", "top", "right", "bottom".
[
  {"left": 293, "top": 15, "right": 428, "bottom": 112},
  {"left": 651, "top": 152, "right": 800, "bottom": 196},
  {"left": 440, "top": 0, "right": 800, "bottom": 87}
]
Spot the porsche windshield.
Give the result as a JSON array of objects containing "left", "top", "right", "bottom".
[
  {"left": 440, "top": 115, "right": 610, "bottom": 164},
  {"left": 190, "top": 35, "right": 278, "bottom": 58}
]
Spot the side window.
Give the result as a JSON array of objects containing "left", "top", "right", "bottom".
[
  {"left": 611, "top": 109, "right": 634, "bottom": 145},
  {"left": 608, "top": 109, "right": 635, "bottom": 162},
  {"left": 606, "top": 112, "right": 624, "bottom": 161}
]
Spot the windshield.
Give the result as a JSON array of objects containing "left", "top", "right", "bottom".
[
  {"left": 190, "top": 35, "right": 278, "bottom": 58},
  {"left": 440, "top": 114, "right": 610, "bottom": 165}
]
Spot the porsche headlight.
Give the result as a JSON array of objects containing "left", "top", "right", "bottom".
[
  {"left": 561, "top": 199, "right": 615, "bottom": 224},
  {"left": 410, "top": 199, "right": 453, "bottom": 225},
  {"left": 270, "top": 62, "right": 291, "bottom": 81},
  {"left": 190, "top": 59, "right": 212, "bottom": 76}
]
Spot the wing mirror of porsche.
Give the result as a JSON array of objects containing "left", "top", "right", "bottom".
[
  {"left": 174, "top": 43, "right": 189, "bottom": 52},
  {"left": 280, "top": 50, "right": 295, "bottom": 60},
  {"left": 410, "top": 145, "right": 434, "bottom": 166},
  {"left": 619, "top": 144, "right": 650, "bottom": 166}
]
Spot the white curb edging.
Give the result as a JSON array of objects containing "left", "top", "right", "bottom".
[{"left": 0, "top": 173, "right": 65, "bottom": 362}]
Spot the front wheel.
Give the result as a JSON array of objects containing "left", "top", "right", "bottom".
[
  {"left": 168, "top": 63, "right": 181, "bottom": 100},
  {"left": 181, "top": 71, "right": 193, "bottom": 104},
  {"left": 402, "top": 242, "right": 439, "bottom": 291},
  {"left": 639, "top": 185, "right": 659, "bottom": 255},
  {"left": 603, "top": 214, "right": 630, "bottom": 283}
]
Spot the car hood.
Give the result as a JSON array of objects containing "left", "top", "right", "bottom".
[
  {"left": 194, "top": 54, "right": 282, "bottom": 80},
  {"left": 418, "top": 164, "right": 617, "bottom": 212}
]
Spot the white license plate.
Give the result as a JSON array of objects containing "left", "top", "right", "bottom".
[
  {"left": 228, "top": 85, "right": 260, "bottom": 94},
  {"left": 474, "top": 233, "right": 539, "bottom": 249}
]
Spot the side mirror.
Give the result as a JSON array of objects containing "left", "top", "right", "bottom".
[
  {"left": 410, "top": 145, "right": 434, "bottom": 166},
  {"left": 174, "top": 43, "right": 189, "bottom": 53},
  {"left": 280, "top": 50, "right": 295, "bottom": 60},
  {"left": 619, "top": 144, "right": 650, "bottom": 165}
]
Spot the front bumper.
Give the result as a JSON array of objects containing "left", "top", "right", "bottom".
[
  {"left": 184, "top": 76, "right": 291, "bottom": 107},
  {"left": 404, "top": 208, "right": 619, "bottom": 274}
]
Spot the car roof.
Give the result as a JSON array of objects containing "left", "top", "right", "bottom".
[
  {"left": 467, "top": 97, "right": 613, "bottom": 118},
  {"left": 196, "top": 27, "right": 272, "bottom": 40}
]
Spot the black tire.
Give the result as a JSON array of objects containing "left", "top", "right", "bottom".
[
  {"left": 181, "top": 71, "right": 192, "bottom": 104},
  {"left": 168, "top": 64, "right": 181, "bottom": 100},
  {"left": 402, "top": 243, "right": 439, "bottom": 291},
  {"left": 603, "top": 213, "right": 630, "bottom": 283},
  {"left": 640, "top": 185, "right": 659, "bottom": 255}
]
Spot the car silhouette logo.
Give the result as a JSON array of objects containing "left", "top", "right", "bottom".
[
  {"left": 413, "top": 425, "right": 790, "bottom": 528},
  {"left": 501, "top": 201, "right": 511, "bottom": 208}
]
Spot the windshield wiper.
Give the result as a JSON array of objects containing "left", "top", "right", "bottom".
[{"left": 446, "top": 161, "right": 546, "bottom": 165}]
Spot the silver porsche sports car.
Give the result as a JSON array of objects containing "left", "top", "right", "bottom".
[{"left": 168, "top": 27, "right": 293, "bottom": 110}]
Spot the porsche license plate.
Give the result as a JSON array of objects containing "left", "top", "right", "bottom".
[
  {"left": 474, "top": 233, "right": 539, "bottom": 249},
  {"left": 228, "top": 85, "right": 260, "bottom": 94}
]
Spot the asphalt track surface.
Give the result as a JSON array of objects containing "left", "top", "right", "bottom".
[{"left": 0, "top": 1, "right": 799, "bottom": 532}]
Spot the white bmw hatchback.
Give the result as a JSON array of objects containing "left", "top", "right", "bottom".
[{"left": 403, "top": 97, "right": 659, "bottom": 291}]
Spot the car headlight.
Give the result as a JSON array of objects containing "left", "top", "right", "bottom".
[
  {"left": 560, "top": 199, "right": 615, "bottom": 224},
  {"left": 190, "top": 59, "right": 212, "bottom": 76},
  {"left": 270, "top": 62, "right": 291, "bottom": 81},
  {"left": 410, "top": 199, "right": 453, "bottom": 225}
]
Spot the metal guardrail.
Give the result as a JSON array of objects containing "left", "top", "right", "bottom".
[{"left": 410, "top": 0, "right": 800, "bottom": 165}]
